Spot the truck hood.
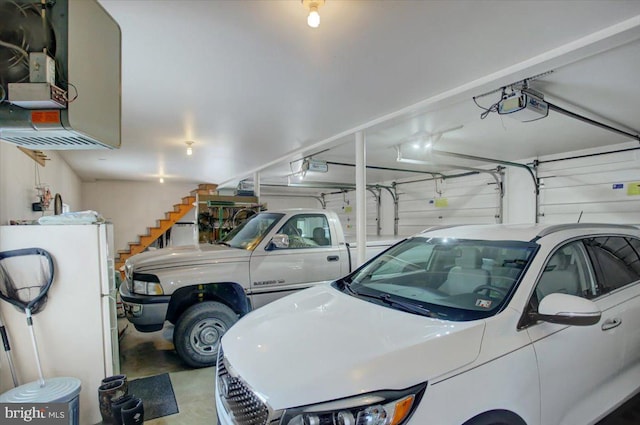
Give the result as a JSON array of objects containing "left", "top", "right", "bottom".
[
  {"left": 221, "top": 284, "right": 485, "bottom": 410},
  {"left": 127, "top": 244, "right": 250, "bottom": 273}
]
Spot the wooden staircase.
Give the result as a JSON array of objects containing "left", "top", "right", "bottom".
[{"left": 115, "top": 194, "right": 197, "bottom": 274}]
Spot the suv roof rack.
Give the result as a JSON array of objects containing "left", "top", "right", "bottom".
[
  {"left": 534, "top": 223, "right": 639, "bottom": 240},
  {"left": 419, "top": 224, "right": 465, "bottom": 234}
]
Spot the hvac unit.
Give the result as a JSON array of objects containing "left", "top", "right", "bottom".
[{"left": 0, "top": 0, "right": 121, "bottom": 149}]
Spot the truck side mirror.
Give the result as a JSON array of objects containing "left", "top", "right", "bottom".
[{"left": 267, "top": 234, "right": 290, "bottom": 250}]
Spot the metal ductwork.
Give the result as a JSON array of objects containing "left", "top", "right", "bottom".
[{"left": 0, "top": 0, "right": 121, "bottom": 149}]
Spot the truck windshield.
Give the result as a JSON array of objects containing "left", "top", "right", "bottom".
[
  {"left": 220, "top": 213, "right": 284, "bottom": 250},
  {"left": 343, "top": 236, "right": 538, "bottom": 321}
]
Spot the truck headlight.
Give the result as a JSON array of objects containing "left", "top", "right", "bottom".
[
  {"left": 131, "top": 273, "right": 163, "bottom": 295},
  {"left": 132, "top": 280, "right": 164, "bottom": 295},
  {"left": 280, "top": 383, "right": 426, "bottom": 425},
  {"left": 124, "top": 263, "right": 133, "bottom": 281}
]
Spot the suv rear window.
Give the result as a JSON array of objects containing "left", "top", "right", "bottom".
[{"left": 586, "top": 236, "right": 640, "bottom": 293}]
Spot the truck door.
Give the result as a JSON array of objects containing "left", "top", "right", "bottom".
[{"left": 249, "top": 213, "right": 343, "bottom": 309}]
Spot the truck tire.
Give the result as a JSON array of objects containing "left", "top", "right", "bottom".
[{"left": 173, "top": 301, "right": 238, "bottom": 368}]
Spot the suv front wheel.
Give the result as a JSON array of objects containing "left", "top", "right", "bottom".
[{"left": 173, "top": 301, "right": 238, "bottom": 368}]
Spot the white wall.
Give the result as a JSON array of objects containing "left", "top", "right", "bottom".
[
  {"left": 82, "top": 180, "right": 195, "bottom": 253},
  {"left": 0, "top": 143, "right": 81, "bottom": 225}
]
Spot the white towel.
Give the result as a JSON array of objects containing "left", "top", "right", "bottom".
[{"left": 37, "top": 210, "right": 105, "bottom": 225}]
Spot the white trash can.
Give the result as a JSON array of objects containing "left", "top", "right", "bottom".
[{"left": 0, "top": 377, "right": 81, "bottom": 425}]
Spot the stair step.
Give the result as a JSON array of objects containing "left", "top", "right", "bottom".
[
  {"left": 157, "top": 219, "right": 172, "bottom": 229},
  {"left": 139, "top": 235, "right": 157, "bottom": 246},
  {"left": 199, "top": 183, "right": 218, "bottom": 190},
  {"left": 173, "top": 205, "right": 192, "bottom": 214},
  {"left": 190, "top": 184, "right": 218, "bottom": 196},
  {"left": 129, "top": 245, "right": 146, "bottom": 256},
  {"left": 166, "top": 211, "right": 182, "bottom": 220}
]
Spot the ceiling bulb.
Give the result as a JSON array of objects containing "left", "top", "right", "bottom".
[
  {"left": 302, "top": 0, "right": 325, "bottom": 28},
  {"left": 308, "top": 7, "right": 320, "bottom": 28},
  {"left": 185, "top": 141, "right": 194, "bottom": 156},
  {"left": 159, "top": 177, "right": 164, "bottom": 183}
]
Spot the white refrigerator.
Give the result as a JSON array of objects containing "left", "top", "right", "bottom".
[{"left": 0, "top": 223, "right": 119, "bottom": 425}]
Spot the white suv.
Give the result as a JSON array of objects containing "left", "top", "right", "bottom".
[{"left": 215, "top": 223, "right": 640, "bottom": 425}]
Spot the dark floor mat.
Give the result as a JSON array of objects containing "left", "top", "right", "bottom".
[{"left": 128, "top": 373, "right": 179, "bottom": 420}]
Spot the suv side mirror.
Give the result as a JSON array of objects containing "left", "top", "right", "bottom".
[
  {"left": 533, "top": 293, "right": 601, "bottom": 326},
  {"left": 267, "top": 234, "right": 289, "bottom": 250}
]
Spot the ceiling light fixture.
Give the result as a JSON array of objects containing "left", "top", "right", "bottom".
[
  {"left": 185, "top": 141, "right": 194, "bottom": 156},
  {"left": 159, "top": 177, "right": 164, "bottom": 183},
  {"left": 302, "top": 0, "right": 325, "bottom": 28}
]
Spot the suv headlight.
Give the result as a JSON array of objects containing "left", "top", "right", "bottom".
[
  {"left": 280, "top": 383, "right": 426, "bottom": 425},
  {"left": 131, "top": 273, "right": 163, "bottom": 295}
]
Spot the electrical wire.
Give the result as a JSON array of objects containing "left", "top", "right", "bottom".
[
  {"left": 64, "top": 82, "right": 78, "bottom": 103},
  {"left": 0, "top": 40, "right": 29, "bottom": 59},
  {"left": 473, "top": 95, "right": 501, "bottom": 120},
  {"left": 0, "top": 38, "right": 29, "bottom": 75},
  {"left": 473, "top": 87, "right": 508, "bottom": 119}
]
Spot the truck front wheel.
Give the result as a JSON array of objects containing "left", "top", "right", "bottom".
[{"left": 173, "top": 301, "right": 238, "bottom": 368}]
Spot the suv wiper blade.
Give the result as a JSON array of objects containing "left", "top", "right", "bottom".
[
  {"left": 342, "top": 280, "right": 356, "bottom": 294},
  {"left": 351, "top": 289, "right": 438, "bottom": 318},
  {"left": 217, "top": 241, "right": 232, "bottom": 247}
]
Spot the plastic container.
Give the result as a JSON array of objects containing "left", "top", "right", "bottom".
[{"left": 0, "top": 377, "right": 81, "bottom": 425}]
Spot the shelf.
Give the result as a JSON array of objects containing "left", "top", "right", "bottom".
[
  {"left": 197, "top": 194, "right": 259, "bottom": 205},
  {"left": 196, "top": 194, "right": 264, "bottom": 243}
]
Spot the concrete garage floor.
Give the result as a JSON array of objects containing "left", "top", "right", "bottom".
[
  {"left": 117, "top": 319, "right": 215, "bottom": 424},
  {"left": 598, "top": 393, "right": 640, "bottom": 425},
  {"left": 116, "top": 318, "right": 638, "bottom": 425}
]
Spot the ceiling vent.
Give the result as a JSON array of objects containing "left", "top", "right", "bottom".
[{"left": 0, "top": 0, "right": 121, "bottom": 150}]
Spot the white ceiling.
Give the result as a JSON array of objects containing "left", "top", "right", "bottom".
[{"left": 60, "top": 0, "right": 640, "bottom": 192}]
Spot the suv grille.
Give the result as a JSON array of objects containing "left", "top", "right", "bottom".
[{"left": 217, "top": 349, "right": 270, "bottom": 425}]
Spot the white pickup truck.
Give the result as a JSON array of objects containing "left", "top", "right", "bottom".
[{"left": 120, "top": 209, "right": 395, "bottom": 367}]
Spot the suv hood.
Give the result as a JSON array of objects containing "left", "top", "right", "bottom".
[
  {"left": 221, "top": 284, "right": 485, "bottom": 410},
  {"left": 127, "top": 244, "right": 250, "bottom": 273}
]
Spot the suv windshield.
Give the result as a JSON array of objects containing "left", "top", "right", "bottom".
[
  {"left": 219, "top": 213, "right": 283, "bottom": 250},
  {"left": 342, "top": 236, "right": 538, "bottom": 321}
]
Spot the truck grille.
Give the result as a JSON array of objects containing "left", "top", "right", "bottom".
[{"left": 217, "top": 349, "right": 270, "bottom": 425}]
